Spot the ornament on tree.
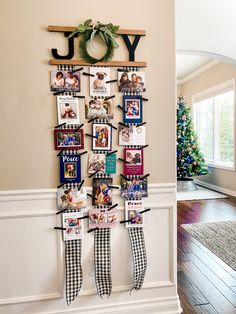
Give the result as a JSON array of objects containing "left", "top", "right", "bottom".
[{"left": 176, "top": 96, "right": 209, "bottom": 179}]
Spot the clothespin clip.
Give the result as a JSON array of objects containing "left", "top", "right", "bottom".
[
  {"left": 117, "top": 105, "right": 127, "bottom": 113},
  {"left": 85, "top": 133, "right": 97, "bottom": 139},
  {"left": 107, "top": 203, "right": 118, "bottom": 211},
  {"left": 78, "top": 179, "right": 85, "bottom": 191},
  {"left": 55, "top": 122, "right": 66, "bottom": 129},
  {"left": 107, "top": 150, "right": 118, "bottom": 157},
  {"left": 118, "top": 158, "right": 130, "bottom": 164},
  {"left": 89, "top": 170, "right": 99, "bottom": 178},
  {"left": 104, "top": 95, "right": 115, "bottom": 101},
  {"left": 54, "top": 227, "right": 66, "bottom": 230},
  {"left": 71, "top": 67, "right": 83, "bottom": 73},
  {"left": 106, "top": 79, "right": 118, "bottom": 83},
  {"left": 87, "top": 227, "right": 99, "bottom": 233},
  {"left": 82, "top": 72, "right": 94, "bottom": 77}
]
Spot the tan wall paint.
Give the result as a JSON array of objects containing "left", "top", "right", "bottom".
[
  {"left": 0, "top": 0, "right": 176, "bottom": 190},
  {"left": 182, "top": 62, "right": 236, "bottom": 191},
  {"left": 177, "top": 84, "right": 183, "bottom": 97}
]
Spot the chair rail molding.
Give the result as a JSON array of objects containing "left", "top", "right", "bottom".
[{"left": 0, "top": 183, "right": 181, "bottom": 314}]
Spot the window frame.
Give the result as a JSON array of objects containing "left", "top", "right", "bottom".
[{"left": 192, "top": 78, "right": 236, "bottom": 171}]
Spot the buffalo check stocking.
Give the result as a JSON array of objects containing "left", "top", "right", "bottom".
[
  {"left": 94, "top": 228, "right": 112, "bottom": 298},
  {"left": 128, "top": 227, "right": 147, "bottom": 291},
  {"left": 65, "top": 239, "right": 82, "bottom": 305}
]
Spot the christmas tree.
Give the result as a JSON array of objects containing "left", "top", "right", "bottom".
[{"left": 177, "top": 96, "right": 209, "bottom": 179}]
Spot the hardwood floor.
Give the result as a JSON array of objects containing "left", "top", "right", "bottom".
[{"left": 177, "top": 196, "right": 236, "bottom": 314}]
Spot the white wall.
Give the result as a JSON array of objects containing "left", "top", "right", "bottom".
[{"left": 176, "top": 0, "right": 236, "bottom": 62}]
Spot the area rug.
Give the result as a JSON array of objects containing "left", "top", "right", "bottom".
[
  {"left": 181, "top": 221, "right": 236, "bottom": 270},
  {"left": 177, "top": 185, "right": 228, "bottom": 201}
]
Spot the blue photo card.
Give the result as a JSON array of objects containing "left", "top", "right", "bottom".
[
  {"left": 123, "top": 95, "right": 143, "bottom": 124},
  {"left": 60, "top": 154, "right": 81, "bottom": 183}
]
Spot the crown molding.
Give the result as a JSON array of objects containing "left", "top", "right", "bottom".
[{"left": 177, "top": 60, "right": 220, "bottom": 85}]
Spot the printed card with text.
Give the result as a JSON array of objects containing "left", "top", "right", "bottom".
[
  {"left": 124, "top": 148, "right": 143, "bottom": 176},
  {"left": 118, "top": 125, "right": 145, "bottom": 146},
  {"left": 125, "top": 200, "right": 144, "bottom": 228},
  {"left": 60, "top": 154, "right": 81, "bottom": 183},
  {"left": 62, "top": 212, "right": 84, "bottom": 241}
]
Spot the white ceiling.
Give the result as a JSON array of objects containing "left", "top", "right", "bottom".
[
  {"left": 176, "top": 0, "right": 236, "bottom": 63},
  {"left": 176, "top": 55, "right": 213, "bottom": 81}
]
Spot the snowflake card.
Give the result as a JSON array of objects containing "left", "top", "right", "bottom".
[
  {"left": 60, "top": 154, "right": 81, "bottom": 183},
  {"left": 57, "top": 188, "right": 87, "bottom": 211},
  {"left": 62, "top": 212, "right": 83, "bottom": 241},
  {"left": 125, "top": 200, "right": 144, "bottom": 228},
  {"left": 89, "top": 207, "right": 117, "bottom": 229},
  {"left": 124, "top": 148, "right": 144, "bottom": 176},
  {"left": 89, "top": 67, "right": 110, "bottom": 97}
]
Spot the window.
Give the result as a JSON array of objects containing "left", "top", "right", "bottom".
[{"left": 193, "top": 79, "right": 235, "bottom": 170}]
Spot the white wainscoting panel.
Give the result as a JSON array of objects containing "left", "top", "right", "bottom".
[{"left": 0, "top": 183, "right": 181, "bottom": 314}]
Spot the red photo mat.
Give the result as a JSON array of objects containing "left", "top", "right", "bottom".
[
  {"left": 54, "top": 128, "right": 84, "bottom": 150},
  {"left": 124, "top": 148, "right": 144, "bottom": 176}
]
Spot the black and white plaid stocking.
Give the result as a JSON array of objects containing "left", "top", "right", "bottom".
[
  {"left": 65, "top": 239, "right": 82, "bottom": 305},
  {"left": 94, "top": 228, "right": 112, "bottom": 298},
  {"left": 128, "top": 227, "right": 147, "bottom": 291}
]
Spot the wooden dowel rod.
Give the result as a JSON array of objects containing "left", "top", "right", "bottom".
[
  {"left": 48, "top": 25, "right": 146, "bottom": 36},
  {"left": 49, "top": 59, "right": 147, "bottom": 67}
]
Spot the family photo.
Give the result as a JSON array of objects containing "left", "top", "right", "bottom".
[
  {"left": 51, "top": 70, "right": 81, "bottom": 92},
  {"left": 89, "top": 209, "right": 117, "bottom": 229},
  {"left": 92, "top": 123, "right": 112, "bottom": 151},
  {"left": 123, "top": 95, "right": 142, "bottom": 123},
  {"left": 120, "top": 177, "right": 148, "bottom": 198},
  {"left": 85, "top": 98, "right": 113, "bottom": 119},
  {"left": 54, "top": 129, "right": 84, "bottom": 150},
  {"left": 57, "top": 96, "right": 80, "bottom": 125},
  {"left": 118, "top": 71, "right": 146, "bottom": 93},
  {"left": 92, "top": 178, "right": 112, "bottom": 206},
  {"left": 57, "top": 188, "right": 87, "bottom": 210},
  {"left": 88, "top": 153, "right": 106, "bottom": 173}
]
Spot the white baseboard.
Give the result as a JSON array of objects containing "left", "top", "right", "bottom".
[
  {"left": 194, "top": 179, "right": 236, "bottom": 197},
  {"left": 40, "top": 296, "right": 182, "bottom": 314}
]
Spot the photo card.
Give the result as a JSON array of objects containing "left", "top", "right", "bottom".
[
  {"left": 85, "top": 97, "right": 113, "bottom": 119},
  {"left": 51, "top": 70, "right": 81, "bottom": 92},
  {"left": 60, "top": 154, "right": 81, "bottom": 183},
  {"left": 88, "top": 152, "right": 106, "bottom": 174},
  {"left": 92, "top": 123, "right": 112, "bottom": 151},
  {"left": 118, "top": 125, "right": 145, "bottom": 146},
  {"left": 89, "top": 207, "right": 117, "bottom": 229},
  {"left": 90, "top": 67, "right": 110, "bottom": 97},
  {"left": 120, "top": 176, "right": 148, "bottom": 199},
  {"left": 62, "top": 212, "right": 83, "bottom": 241},
  {"left": 125, "top": 200, "right": 144, "bottom": 228},
  {"left": 92, "top": 177, "right": 113, "bottom": 206},
  {"left": 57, "top": 188, "right": 87, "bottom": 210},
  {"left": 57, "top": 96, "right": 80, "bottom": 125},
  {"left": 124, "top": 148, "right": 144, "bottom": 176},
  {"left": 118, "top": 71, "right": 146, "bottom": 93},
  {"left": 54, "top": 128, "right": 84, "bottom": 150},
  {"left": 123, "top": 95, "right": 143, "bottom": 124}
]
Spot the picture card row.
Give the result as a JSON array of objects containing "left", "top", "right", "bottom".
[{"left": 51, "top": 67, "right": 146, "bottom": 96}]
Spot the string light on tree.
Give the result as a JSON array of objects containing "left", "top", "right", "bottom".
[{"left": 176, "top": 95, "right": 209, "bottom": 179}]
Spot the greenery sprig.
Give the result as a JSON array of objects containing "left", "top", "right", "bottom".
[{"left": 69, "top": 19, "right": 119, "bottom": 64}]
